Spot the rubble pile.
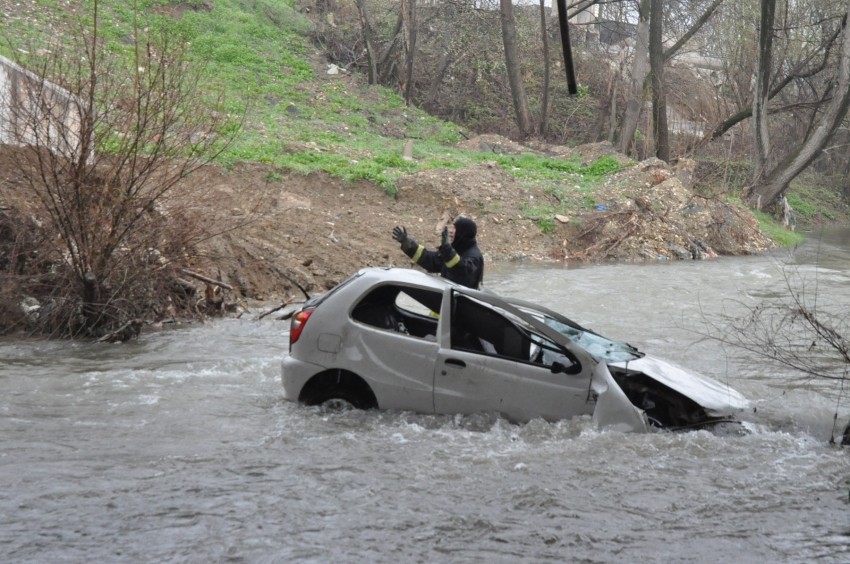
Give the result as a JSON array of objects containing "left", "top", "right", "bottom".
[{"left": 569, "top": 156, "right": 773, "bottom": 261}]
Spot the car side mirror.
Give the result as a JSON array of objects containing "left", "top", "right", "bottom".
[
  {"left": 550, "top": 355, "right": 581, "bottom": 375},
  {"left": 551, "top": 361, "right": 569, "bottom": 374}
]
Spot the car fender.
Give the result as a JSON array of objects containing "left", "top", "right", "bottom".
[{"left": 590, "top": 361, "right": 649, "bottom": 432}]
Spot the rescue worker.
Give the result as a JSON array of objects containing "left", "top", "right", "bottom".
[{"left": 392, "top": 216, "right": 484, "bottom": 289}]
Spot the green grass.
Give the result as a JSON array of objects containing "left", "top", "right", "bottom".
[
  {"left": 785, "top": 193, "right": 818, "bottom": 218},
  {"left": 753, "top": 210, "right": 806, "bottom": 247},
  {"left": 0, "top": 0, "right": 629, "bottom": 202},
  {"left": 784, "top": 172, "right": 850, "bottom": 226},
  {"left": 503, "top": 155, "right": 625, "bottom": 229},
  {"left": 6, "top": 0, "right": 814, "bottom": 240}
]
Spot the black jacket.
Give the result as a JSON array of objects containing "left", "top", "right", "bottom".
[{"left": 403, "top": 218, "right": 484, "bottom": 289}]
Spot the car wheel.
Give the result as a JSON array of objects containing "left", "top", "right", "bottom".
[
  {"left": 319, "top": 398, "right": 356, "bottom": 411},
  {"left": 300, "top": 370, "right": 378, "bottom": 410}
]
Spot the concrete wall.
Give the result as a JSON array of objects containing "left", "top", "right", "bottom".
[{"left": 0, "top": 54, "right": 90, "bottom": 161}]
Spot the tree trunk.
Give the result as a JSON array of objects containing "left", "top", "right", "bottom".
[
  {"left": 500, "top": 0, "right": 533, "bottom": 136},
  {"left": 601, "top": 49, "right": 628, "bottom": 143},
  {"left": 618, "top": 0, "right": 651, "bottom": 154},
  {"left": 425, "top": 51, "right": 453, "bottom": 109},
  {"left": 354, "top": 0, "right": 378, "bottom": 84},
  {"left": 748, "top": 1, "right": 850, "bottom": 208},
  {"left": 400, "top": 0, "right": 417, "bottom": 105},
  {"left": 649, "top": 0, "right": 669, "bottom": 161},
  {"left": 753, "top": 0, "right": 777, "bottom": 187},
  {"left": 377, "top": 14, "right": 403, "bottom": 84},
  {"left": 538, "top": 0, "right": 551, "bottom": 135}
]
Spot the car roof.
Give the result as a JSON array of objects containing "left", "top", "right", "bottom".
[{"left": 356, "top": 267, "right": 455, "bottom": 292}]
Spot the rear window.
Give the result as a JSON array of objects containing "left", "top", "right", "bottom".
[
  {"left": 304, "top": 271, "right": 363, "bottom": 308},
  {"left": 351, "top": 284, "right": 441, "bottom": 339}
]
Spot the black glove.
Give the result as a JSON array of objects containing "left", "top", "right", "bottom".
[
  {"left": 441, "top": 226, "right": 449, "bottom": 246},
  {"left": 393, "top": 225, "right": 417, "bottom": 254}
]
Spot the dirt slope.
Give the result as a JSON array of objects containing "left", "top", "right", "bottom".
[{"left": 184, "top": 139, "right": 773, "bottom": 304}]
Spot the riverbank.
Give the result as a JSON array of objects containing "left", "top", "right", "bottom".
[
  {"left": 0, "top": 139, "right": 824, "bottom": 334},
  {"left": 185, "top": 138, "right": 776, "bottom": 304}
]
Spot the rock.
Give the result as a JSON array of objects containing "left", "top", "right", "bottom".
[
  {"left": 668, "top": 245, "right": 691, "bottom": 260},
  {"left": 675, "top": 157, "right": 698, "bottom": 188},
  {"left": 402, "top": 139, "right": 414, "bottom": 161}
]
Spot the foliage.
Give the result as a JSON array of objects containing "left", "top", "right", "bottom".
[
  {"left": 583, "top": 156, "right": 624, "bottom": 176},
  {"left": 753, "top": 211, "right": 806, "bottom": 247}
]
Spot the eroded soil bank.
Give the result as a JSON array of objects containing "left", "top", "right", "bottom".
[
  {"left": 0, "top": 138, "right": 775, "bottom": 330},
  {"left": 186, "top": 138, "right": 774, "bottom": 303}
]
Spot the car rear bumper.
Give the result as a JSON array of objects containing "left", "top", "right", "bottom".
[{"left": 280, "top": 354, "right": 324, "bottom": 402}]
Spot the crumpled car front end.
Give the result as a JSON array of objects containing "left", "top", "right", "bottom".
[
  {"left": 501, "top": 294, "right": 749, "bottom": 432},
  {"left": 605, "top": 355, "right": 749, "bottom": 430}
]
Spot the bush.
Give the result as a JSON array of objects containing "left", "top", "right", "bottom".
[{"left": 0, "top": 11, "right": 239, "bottom": 338}]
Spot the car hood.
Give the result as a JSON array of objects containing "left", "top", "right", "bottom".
[{"left": 609, "top": 355, "right": 749, "bottom": 416}]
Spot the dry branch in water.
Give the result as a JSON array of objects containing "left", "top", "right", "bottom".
[{"left": 699, "top": 260, "right": 850, "bottom": 442}]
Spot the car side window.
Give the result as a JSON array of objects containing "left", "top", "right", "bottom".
[
  {"left": 451, "top": 295, "right": 581, "bottom": 373},
  {"left": 527, "top": 332, "right": 574, "bottom": 368},
  {"left": 450, "top": 295, "right": 530, "bottom": 361},
  {"left": 351, "top": 284, "right": 440, "bottom": 340}
]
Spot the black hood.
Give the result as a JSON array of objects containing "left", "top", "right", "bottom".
[{"left": 453, "top": 217, "right": 477, "bottom": 253}]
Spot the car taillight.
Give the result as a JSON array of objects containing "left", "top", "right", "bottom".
[{"left": 290, "top": 307, "right": 315, "bottom": 345}]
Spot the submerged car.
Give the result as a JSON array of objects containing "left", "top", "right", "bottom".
[{"left": 281, "top": 267, "right": 748, "bottom": 431}]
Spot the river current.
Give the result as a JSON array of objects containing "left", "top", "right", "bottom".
[{"left": 2, "top": 229, "right": 850, "bottom": 563}]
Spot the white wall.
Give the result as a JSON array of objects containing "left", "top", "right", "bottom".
[{"left": 0, "top": 54, "right": 91, "bottom": 162}]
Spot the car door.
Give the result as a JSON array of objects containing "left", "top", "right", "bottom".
[
  {"left": 433, "top": 292, "right": 594, "bottom": 422},
  {"left": 352, "top": 326, "right": 439, "bottom": 412},
  {"left": 348, "top": 283, "right": 442, "bottom": 413}
]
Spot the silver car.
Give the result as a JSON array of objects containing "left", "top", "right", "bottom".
[{"left": 281, "top": 267, "right": 748, "bottom": 431}]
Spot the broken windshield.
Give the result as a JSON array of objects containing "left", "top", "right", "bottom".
[
  {"left": 542, "top": 317, "right": 642, "bottom": 363},
  {"left": 458, "top": 289, "right": 643, "bottom": 364}
]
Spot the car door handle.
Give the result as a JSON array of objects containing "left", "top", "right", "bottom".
[{"left": 445, "top": 358, "right": 466, "bottom": 368}]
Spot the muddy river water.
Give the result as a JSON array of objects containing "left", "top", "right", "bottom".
[{"left": 2, "top": 229, "right": 850, "bottom": 562}]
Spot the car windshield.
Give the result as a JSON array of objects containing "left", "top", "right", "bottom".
[
  {"left": 503, "top": 301, "right": 642, "bottom": 363},
  {"left": 541, "top": 317, "right": 641, "bottom": 362},
  {"left": 461, "top": 293, "right": 642, "bottom": 364}
]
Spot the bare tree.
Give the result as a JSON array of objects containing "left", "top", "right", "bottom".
[
  {"left": 753, "top": 0, "right": 777, "bottom": 183},
  {"left": 649, "top": 0, "right": 669, "bottom": 161},
  {"left": 355, "top": 0, "right": 379, "bottom": 84},
  {"left": 539, "top": 0, "right": 552, "bottom": 135},
  {"left": 619, "top": 0, "right": 652, "bottom": 155},
  {"left": 746, "top": 0, "right": 850, "bottom": 209},
  {"left": 0, "top": 5, "right": 239, "bottom": 338},
  {"left": 401, "top": 0, "right": 418, "bottom": 104},
  {"left": 500, "top": 0, "right": 533, "bottom": 136},
  {"left": 618, "top": 0, "right": 725, "bottom": 158}
]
